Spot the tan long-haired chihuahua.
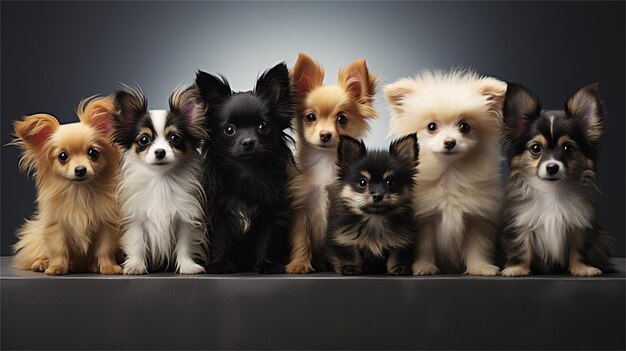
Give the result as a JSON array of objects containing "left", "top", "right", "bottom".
[
  {"left": 12, "top": 97, "right": 122, "bottom": 275},
  {"left": 286, "top": 53, "right": 378, "bottom": 273}
]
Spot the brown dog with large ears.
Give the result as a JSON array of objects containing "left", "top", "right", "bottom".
[
  {"left": 12, "top": 96, "right": 122, "bottom": 275},
  {"left": 286, "top": 53, "right": 378, "bottom": 273}
]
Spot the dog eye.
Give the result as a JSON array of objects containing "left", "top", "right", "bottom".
[
  {"left": 529, "top": 143, "right": 542, "bottom": 155},
  {"left": 169, "top": 133, "right": 183, "bottom": 146},
  {"left": 88, "top": 148, "right": 100, "bottom": 161},
  {"left": 386, "top": 179, "right": 395, "bottom": 188},
  {"left": 336, "top": 114, "right": 349, "bottom": 126},
  {"left": 459, "top": 122, "right": 471, "bottom": 134},
  {"left": 224, "top": 124, "right": 236, "bottom": 136},
  {"left": 58, "top": 151, "right": 69, "bottom": 163},
  {"left": 358, "top": 178, "right": 368, "bottom": 189},
  {"left": 137, "top": 134, "right": 151, "bottom": 146},
  {"left": 563, "top": 144, "right": 576, "bottom": 154},
  {"left": 427, "top": 122, "right": 438, "bottom": 133},
  {"left": 305, "top": 113, "right": 316, "bottom": 123},
  {"left": 258, "top": 121, "right": 269, "bottom": 135}
]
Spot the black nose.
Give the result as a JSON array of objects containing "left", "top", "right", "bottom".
[
  {"left": 74, "top": 166, "right": 87, "bottom": 177},
  {"left": 546, "top": 163, "right": 560, "bottom": 175},
  {"left": 372, "top": 193, "right": 383, "bottom": 202},
  {"left": 154, "top": 149, "right": 166, "bottom": 160},
  {"left": 242, "top": 138, "right": 256, "bottom": 151},
  {"left": 444, "top": 138, "right": 456, "bottom": 150},
  {"left": 319, "top": 131, "right": 332, "bottom": 143}
]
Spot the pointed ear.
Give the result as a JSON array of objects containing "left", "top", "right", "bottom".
[
  {"left": 14, "top": 113, "right": 60, "bottom": 149},
  {"left": 337, "top": 135, "right": 366, "bottom": 170},
  {"left": 290, "top": 53, "right": 324, "bottom": 98},
  {"left": 480, "top": 77, "right": 508, "bottom": 115},
  {"left": 565, "top": 83, "right": 603, "bottom": 143},
  {"left": 389, "top": 133, "right": 419, "bottom": 168},
  {"left": 502, "top": 83, "right": 541, "bottom": 141},
  {"left": 169, "top": 87, "right": 207, "bottom": 139},
  {"left": 383, "top": 78, "right": 418, "bottom": 115},
  {"left": 114, "top": 85, "right": 148, "bottom": 127},
  {"left": 255, "top": 62, "right": 291, "bottom": 105},
  {"left": 338, "top": 58, "right": 377, "bottom": 103},
  {"left": 78, "top": 96, "right": 116, "bottom": 135},
  {"left": 195, "top": 70, "right": 232, "bottom": 109}
]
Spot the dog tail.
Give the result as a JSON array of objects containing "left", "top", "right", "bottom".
[
  {"left": 587, "top": 229, "right": 616, "bottom": 273},
  {"left": 13, "top": 219, "right": 47, "bottom": 270}
]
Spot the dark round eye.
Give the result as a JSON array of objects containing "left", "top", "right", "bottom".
[
  {"left": 58, "top": 151, "right": 68, "bottom": 163},
  {"left": 459, "top": 122, "right": 471, "bottom": 134},
  {"left": 88, "top": 148, "right": 100, "bottom": 161},
  {"left": 358, "top": 178, "right": 368, "bottom": 189},
  {"left": 305, "top": 113, "right": 316, "bottom": 123},
  {"left": 258, "top": 121, "right": 269, "bottom": 135},
  {"left": 138, "top": 134, "right": 150, "bottom": 146},
  {"left": 224, "top": 124, "right": 236, "bottom": 136},
  {"left": 386, "top": 179, "right": 395, "bottom": 188},
  {"left": 336, "top": 114, "right": 348, "bottom": 126},
  {"left": 563, "top": 144, "right": 576, "bottom": 155},
  {"left": 427, "top": 122, "right": 438, "bottom": 133},
  {"left": 530, "top": 143, "right": 542, "bottom": 155},
  {"left": 169, "top": 133, "right": 183, "bottom": 146}
]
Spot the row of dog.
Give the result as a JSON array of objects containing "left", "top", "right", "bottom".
[{"left": 12, "top": 53, "right": 613, "bottom": 277}]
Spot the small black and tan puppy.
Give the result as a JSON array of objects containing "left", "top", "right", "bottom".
[
  {"left": 500, "top": 83, "right": 614, "bottom": 276},
  {"left": 326, "top": 134, "right": 419, "bottom": 275},
  {"left": 195, "top": 63, "right": 293, "bottom": 274}
]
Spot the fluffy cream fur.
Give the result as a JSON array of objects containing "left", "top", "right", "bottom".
[{"left": 384, "top": 70, "right": 507, "bottom": 275}]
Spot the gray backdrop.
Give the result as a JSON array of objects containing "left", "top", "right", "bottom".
[{"left": 1, "top": 1, "right": 624, "bottom": 256}]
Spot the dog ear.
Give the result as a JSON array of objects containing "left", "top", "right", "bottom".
[
  {"left": 565, "top": 83, "right": 603, "bottom": 143},
  {"left": 291, "top": 53, "right": 324, "bottom": 98},
  {"left": 338, "top": 58, "right": 377, "bottom": 104},
  {"left": 255, "top": 62, "right": 293, "bottom": 128},
  {"left": 337, "top": 135, "right": 366, "bottom": 171},
  {"left": 169, "top": 87, "right": 207, "bottom": 139},
  {"left": 383, "top": 78, "right": 418, "bottom": 116},
  {"left": 114, "top": 85, "right": 147, "bottom": 127},
  {"left": 78, "top": 95, "right": 116, "bottom": 135},
  {"left": 390, "top": 133, "right": 419, "bottom": 168},
  {"left": 502, "top": 83, "right": 541, "bottom": 142},
  {"left": 479, "top": 77, "right": 508, "bottom": 116},
  {"left": 14, "top": 113, "right": 60, "bottom": 150},
  {"left": 195, "top": 70, "right": 232, "bottom": 111}
]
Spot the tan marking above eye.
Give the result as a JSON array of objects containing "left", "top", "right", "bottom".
[
  {"left": 165, "top": 125, "right": 180, "bottom": 135},
  {"left": 557, "top": 135, "right": 578, "bottom": 148},
  {"left": 526, "top": 134, "right": 547, "bottom": 149},
  {"left": 360, "top": 171, "right": 371, "bottom": 181},
  {"left": 383, "top": 171, "right": 394, "bottom": 179},
  {"left": 139, "top": 127, "right": 153, "bottom": 139}
]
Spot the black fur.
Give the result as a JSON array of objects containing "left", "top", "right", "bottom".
[
  {"left": 326, "top": 134, "right": 419, "bottom": 275},
  {"left": 196, "top": 63, "right": 294, "bottom": 274}
]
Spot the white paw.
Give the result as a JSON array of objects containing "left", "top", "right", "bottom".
[
  {"left": 465, "top": 263, "right": 500, "bottom": 276},
  {"left": 502, "top": 265, "right": 530, "bottom": 277},
  {"left": 570, "top": 264, "right": 602, "bottom": 277},
  {"left": 178, "top": 262, "right": 205, "bottom": 275},
  {"left": 412, "top": 261, "right": 439, "bottom": 275},
  {"left": 123, "top": 261, "right": 147, "bottom": 275}
]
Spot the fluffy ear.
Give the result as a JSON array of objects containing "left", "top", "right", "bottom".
[
  {"left": 383, "top": 78, "right": 418, "bottom": 115},
  {"left": 338, "top": 58, "right": 377, "bottom": 104},
  {"left": 255, "top": 62, "right": 291, "bottom": 105},
  {"left": 479, "top": 77, "right": 508, "bottom": 116},
  {"left": 169, "top": 87, "right": 207, "bottom": 139},
  {"left": 501, "top": 83, "right": 541, "bottom": 141},
  {"left": 290, "top": 53, "right": 324, "bottom": 98},
  {"left": 195, "top": 70, "right": 232, "bottom": 110},
  {"left": 565, "top": 83, "right": 603, "bottom": 143},
  {"left": 114, "top": 84, "right": 148, "bottom": 128},
  {"left": 13, "top": 113, "right": 60, "bottom": 150},
  {"left": 389, "top": 133, "right": 419, "bottom": 168},
  {"left": 337, "top": 135, "right": 366, "bottom": 171},
  {"left": 77, "top": 95, "right": 116, "bottom": 135}
]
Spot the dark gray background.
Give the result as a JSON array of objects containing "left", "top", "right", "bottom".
[{"left": 1, "top": 1, "right": 624, "bottom": 256}]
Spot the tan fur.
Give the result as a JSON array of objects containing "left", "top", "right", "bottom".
[
  {"left": 12, "top": 96, "right": 122, "bottom": 275},
  {"left": 286, "top": 53, "right": 378, "bottom": 273}
]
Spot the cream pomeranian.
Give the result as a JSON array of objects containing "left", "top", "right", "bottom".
[{"left": 384, "top": 70, "right": 507, "bottom": 275}]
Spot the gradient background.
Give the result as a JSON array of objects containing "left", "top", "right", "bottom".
[{"left": 1, "top": 1, "right": 624, "bottom": 256}]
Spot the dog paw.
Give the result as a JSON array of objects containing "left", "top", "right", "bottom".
[
  {"left": 123, "top": 264, "right": 147, "bottom": 275},
  {"left": 100, "top": 264, "right": 123, "bottom": 275},
  {"left": 570, "top": 264, "right": 602, "bottom": 277},
  {"left": 178, "top": 263, "right": 206, "bottom": 275},
  {"left": 45, "top": 264, "right": 68, "bottom": 275},
  {"left": 31, "top": 259, "right": 49, "bottom": 272},
  {"left": 285, "top": 261, "right": 315, "bottom": 274},
  {"left": 339, "top": 265, "right": 363, "bottom": 276},
  {"left": 206, "top": 261, "right": 237, "bottom": 274},
  {"left": 502, "top": 265, "right": 530, "bottom": 277},
  {"left": 388, "top": 265, "right": 412, "bottom": 276},
  {"left": 412, "top": 261, "right": 439, "bottom": 275},
  {"left": 257, "top": 261, "right": 286, "bottom": 274},
  {"left": 465, "top": 263, "right": 500, "bottom": 276}
]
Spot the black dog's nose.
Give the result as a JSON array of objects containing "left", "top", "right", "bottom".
[
  {"left": 444, "top": 138, "right": 456, "bottom": 150},
  {"left": 154, "top": 149, "right": 166, "bottom": 160},
  {"left": 546, "top": 163, "right": 560, "bottom": 175},
  {"left": 319, "top": 131, "right": 332, "bottom": 143},
  {"left": 372, "top": 193, "right": 383, "bottom": 202},
  {"left": 242, "top": 138, "right": 256, "bottom": 151},
  {"left": 74, "top": 166, "right": 87, "bottom": 177}
]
